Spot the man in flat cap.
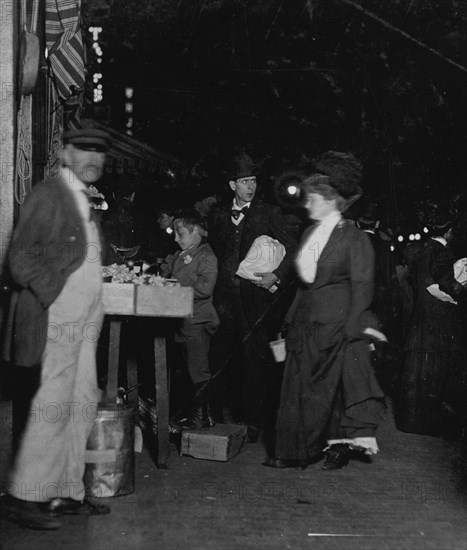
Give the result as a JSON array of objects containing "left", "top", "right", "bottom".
[
  {"left": 2, "top": 126, "right": 111, "bottom": 529},
  {"left": 207, "top": 151, "right": 297, "bottom": 444}
]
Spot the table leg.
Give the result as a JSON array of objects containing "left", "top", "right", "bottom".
[
  {"left": 126, "top": 356, "right": 139, "bottom": 406},
  {"left": 106, "top": 319, "right": 121, "bottom": 402},
  {"left": 154, "top": 335, "right": 169, "bottom": 468}
]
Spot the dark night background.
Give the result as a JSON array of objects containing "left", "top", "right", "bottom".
[{"left": 82, "top": 0, "right": 467, "bottom": 243}]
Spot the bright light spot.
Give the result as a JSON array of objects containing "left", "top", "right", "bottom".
[
  {"left": 423, "top": 226, "right": 429, "bottom": 233},
  {"left": 414, "top": 233, "right": 421, "bottom": 240},
  {"left": 97, "top": 84, "right": 103, "bottom": 90},
  {"left": 390, "top": 245, "right": 395, "bottom": 252},
  {"left": 45, "top": 47, "right": 48, "bottom": 59},
  {"left": 166, "top": 227, "right": 173, "bottom": 234},
  {"left": 125, "top": 102, "right": 133, "bottom": 113},
  {"left": 125, "top": 117, "right": 133, "bottom": 128},
  {"left": 125, "top": 87, "right": 134, "bottom": 99},
  {"left": 409, "top": 234, "right": 414, "bottom": 241},
  {"left": 93, "top": 89, "right": 103, "bottom": 103},
  {"left": 397, "top": 235, "right": 404, "bottom": 242},
  {"left": 97, "top": 58, "right": 102, "bottom": 63},
  {"left": 93, "top": 42, "right": 99, "bottom": 49},
  {"left": 126, "top": 129, "right": 133, "bottom": 136},
  {"left": 287, "top": 185, "right": 298, "bottom": 195}
]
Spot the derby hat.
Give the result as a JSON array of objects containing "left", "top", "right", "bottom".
[
  {"left": 357, "top": 196, "right": 380, "bottom": 228},
  {"left": 226, "top": 151, "right": 262, "bottom": 180},
  {"left": 64, "top": 128, "right": 111, "bottom": 152}
]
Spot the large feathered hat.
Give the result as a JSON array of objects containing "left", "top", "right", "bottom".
[{"left": 307, "top": 151, "right": 363, "bottom": 201}]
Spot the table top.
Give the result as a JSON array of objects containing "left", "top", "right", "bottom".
[{"left": 103, "top": 282, "right": 194, "bottom": 317}]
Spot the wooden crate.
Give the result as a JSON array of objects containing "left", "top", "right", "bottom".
[
  {"left": 180, "top": 424, "right": 248, "bottom": 462},
  {"left": 135, "top": 285, "right": 193, "bottom": 317},
  {"left": 102, "top": 282, "right": 135, "bottom": 315}
]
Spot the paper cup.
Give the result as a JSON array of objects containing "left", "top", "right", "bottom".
[{"left": 269, "top": 339, "right": 286, "bottom": 363}]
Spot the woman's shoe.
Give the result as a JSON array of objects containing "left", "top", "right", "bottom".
[{"left": 321, "top": 444, "right": 350, "bottom": 471}]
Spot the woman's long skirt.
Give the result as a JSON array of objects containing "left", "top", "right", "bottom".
[{"left": 275, "top": 326, "right": 385, "bottom": 462}]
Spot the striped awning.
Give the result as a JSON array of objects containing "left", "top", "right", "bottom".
[{"left": 46, "top": 0, "right": 85, "bottom": 100}]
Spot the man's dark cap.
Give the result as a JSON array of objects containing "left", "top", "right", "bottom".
[{"left": 64, "top": 128, "right": 111, "bottom": 152}]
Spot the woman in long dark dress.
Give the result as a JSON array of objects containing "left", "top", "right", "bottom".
[
  {"left": 264, "top": 152, "right": 386, "bottom": 471},
  {"left": 396, "top": 215, "right": 467, "bottom": 437}
]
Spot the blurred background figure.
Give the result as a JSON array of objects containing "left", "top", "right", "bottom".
[
  {"left": 356, "top": 196, "right": 401, "bottom": 396},
  {"left": 141, "top": 207, "right": 178, "bottom": 271},
  {"left": 396, "top": 204, "right": 467, "bottom": 439},
  {"left": 101, "top": 190, "right": 142, "bottom": 266}
]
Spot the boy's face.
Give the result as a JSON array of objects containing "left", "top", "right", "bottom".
[{"left": 174, "top": 222, "right": 200, "bottom": 251}]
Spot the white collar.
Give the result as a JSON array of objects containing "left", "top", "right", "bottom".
[
  {"left": 317, "top": 210, "right": 342, "bottom": 228},
  {"left": 432, "top": 236, "right": 447, "bottom": 247},
  {"left": 232, "top": 200, "right": 251, "bottom": 211},
  {"left": 180, "top": 241, "right": 201, "bottom": 255},
  {"left": 61, "top": 166, "right": 87, "bottom": 193}
]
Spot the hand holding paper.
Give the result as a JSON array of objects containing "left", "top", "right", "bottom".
[
  {"left": 236, "top": 235, "right": 286, "bottom": 292},
  {"left": 253, "top": 272, "right": 278, "bottom": 290}
]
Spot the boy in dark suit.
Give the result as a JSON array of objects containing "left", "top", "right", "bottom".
[{"left": 161, "top": 210, "right": 219, "bottom": 428}]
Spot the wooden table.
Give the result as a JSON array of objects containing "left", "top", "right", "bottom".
[{"left": 102, "top": 283, "right": 194, "bottom": 468}]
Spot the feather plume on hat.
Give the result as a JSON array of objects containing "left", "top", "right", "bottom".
[{"left": 302, "top": 151, "right": 363, "bottom": 209}]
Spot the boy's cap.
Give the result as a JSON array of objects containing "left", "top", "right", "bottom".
[{"left": 64, "top": 128, "right": 110, "bottom": 152}]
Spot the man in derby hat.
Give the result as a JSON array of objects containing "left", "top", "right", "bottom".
[
  {"left": 2, "top": 125, "right": 112, "bottom": 529},
  {"left": 207, "top": 151, "right": 297, "bottom": 444}
]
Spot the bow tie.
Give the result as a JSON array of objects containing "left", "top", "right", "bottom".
[{"left": 231, "top": 207, "right": 248, "bottom": 220}]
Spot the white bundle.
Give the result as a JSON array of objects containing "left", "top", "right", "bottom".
[
  {"left": 426, "top": 257, "right": 467, "bottom": 304},
  {"left": 236, "top": 235, "right": 285, "bottom": 291}
]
